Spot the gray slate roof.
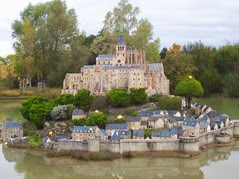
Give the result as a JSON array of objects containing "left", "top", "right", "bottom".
[
  {"left": 4, "top": 121, "right": 22, "bottom": 129},
  {"left": 149, "top": 63, "right": 161, "bottom": 71},
  {"left": 117, "top": 35, "right": 126, "bottom": 45},
  {"left": 151, "top": 131, "right": 160, "bottom": 137},
  {"left": 56, "top": 135, "right": 70, "bottom": 141},
  {"left": 183, "top": 117, "right": 198, "bottom": 127},
  {"left": 160, "top": 130, "right": 171, "bottom": 137},
  {"left": 110, "top": 131, "right": 121, "bottom": 141},
  {"left": 105, "top": 123, "right": 128, "bottom": 130},
  {"left": 133, "top": 130, "right": 145, "bottom": 137},
  {"left": 100, "top": 129, "right": 108, "bottom": 136},
  {"left": 127, "top": 116, "right": 140, "bottom": 122},
  {"left": 96, "top": 54, "right": 114, "bottom": 61},
  {"left": 72, "top": 109, "right": 86, "bottom": 115},
  {"left": 138, "top": 110, "right": 151, "bottom": 117},
  {"left": 126, "top": 46, "right": 136, "bottom": 50},
  {"left": 200, "top": 122, "right": 209, "bottom": 129}
]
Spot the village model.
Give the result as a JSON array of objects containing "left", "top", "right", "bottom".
[{"left": 0, "top": 31, "right": 239, "bottom": 157}]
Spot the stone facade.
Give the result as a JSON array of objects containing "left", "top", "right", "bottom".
[
  {"left": 62, "top": 33, "right": 170, "bottom": 96},
  {"left": 1, "top": 121, "right": 23, "bottom": 142}
]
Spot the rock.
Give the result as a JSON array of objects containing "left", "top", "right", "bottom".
[{"left": 45, "top": 122, "right": 50, "bottom": 127}]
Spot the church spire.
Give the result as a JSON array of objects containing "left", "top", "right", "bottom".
[{"left": 117, "top": 21, "right": 126, "bottom": 45}]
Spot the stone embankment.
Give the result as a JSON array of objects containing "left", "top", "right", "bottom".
[{"left": 57, "top": 122, "right": 239, "bottom": 156}]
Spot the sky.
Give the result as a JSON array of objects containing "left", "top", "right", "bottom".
[{"left": 0, "top": 0, "right": 239, "bottom": 57}]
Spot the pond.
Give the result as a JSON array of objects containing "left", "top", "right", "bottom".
[
  {"left": 0, "top": 98, "right": 239, "bottom": 178},
  {"left": 193, "top": 97, "right": 239, "bottom": 119},
  {"left": 0, "top": 141, "right": 239, "bottom": 179}
]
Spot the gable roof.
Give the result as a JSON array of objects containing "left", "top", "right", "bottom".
[
  {"left": 151, "top": 131, "right": 160, "bottom": 137},
  {"left": 160, "top": 130, "right": 171, "bottom": 137},
  {"left": 133, "top": 130, "right": 145, "bottom": 137},
  {"left": 151, "top": 110, "right": 163, "bottom": 115},
  {"left": 117, "top": 130, "right": 130, "bottom": 136},
  {"left": 72, "top": 109, "right": 86, "bottom": 115},
  {"left": 200, "top": 122, "right": 209, "bottom": 129},
  {"left": 96, "top": 54, "right": 114, "bottom": 61},
  {"left": 168, "top": 110, "right": 180, "bottom": 115},
  {"left": 126, "top": 116, "right": 140, "bottom": 122},
  {"left": 207, "top": 111, "right": 220, "bottom": 118},
  {"left": 4, "top": 121, "right": 22, "bottom": 129},
  {"left": 137, "top": 110, "right": 151, "bottom": 117},
  {"left": 183, "top": 117, "right": 198, "bottom": 127},
  {"left": 110, "top": 131, "right": 121, "bottom": 141},
  {"left": 73, "top": 126, "right": 97, "bottom": 133},
  {"left": 148, "top": 116, "right": 161, "bottom": 122},
  {"left": 100, "top": 129, "right": 108, "bottom": 137},
  {"left": 105, "top": 123, "right": 128, "bottom": 130}
]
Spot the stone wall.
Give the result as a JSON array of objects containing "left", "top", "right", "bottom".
[{"left": 57, "top": 122, "right": 239, "bottom": 155}]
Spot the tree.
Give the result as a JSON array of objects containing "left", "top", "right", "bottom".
[
  {"left": 12, "top": 0, "right": 90, "bottom": 86},
  {"left": 199, "top": 69, "right": 223, "bottom": 95},
  {"left": 20, "top": 96, "right": 56, "bottom": 129},
  {"left": 103, "top": 0, "right": 140, "bottom": 35},
  {"left": 174, "top": 76, "right": 204, "bottom": 108},
  {"left": 130, "top": 88, "right": 147, "bottom": 105},
  {"left": 223, "top": 72, "right": 239, "bottom": 98},
  {"left": 158, "top": 96, "right": 181, "bottom": 111},
  {"left": 87, "top": 112, "right": 108, "bottom": 129},
  {"left": 107, "top": 89, "right": 131, "bottom": 107},
  {"left": 167, "top": 43, "right": 181, "bottom": 55},
  {"left": 54, "top": 94, "right": 75, "bottom": 105},
  {"left": 145, "top": 39, "right": 160, "bottom": 63},
  {"left": 163, "top": 52, "right": 197, "bottom": 92},
  {"left": 160, "top": 47, "right": 168, "bottom": 59},
  {"left": 74, "top": 89, "right": 93, "bottom": 111}
]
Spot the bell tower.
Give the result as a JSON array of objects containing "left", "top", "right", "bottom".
[{"left": 115, "top": 22, "right": 126, "bottom": 66}]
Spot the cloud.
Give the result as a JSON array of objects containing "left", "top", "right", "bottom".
[{"left": 0, "top": 0, "right": 239, "bottom": 56}]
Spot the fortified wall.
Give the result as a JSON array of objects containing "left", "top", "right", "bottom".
[{"left": 58, "top": 122, "right": 239, "bottom": 155}]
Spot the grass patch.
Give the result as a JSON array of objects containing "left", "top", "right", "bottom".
[{"left": 0, "top": 90, "right": 21, "bottom": 97}]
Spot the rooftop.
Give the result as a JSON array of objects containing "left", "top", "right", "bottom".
[
  {"left": 105, "top": 123, "right": 128, "bottom": 130},
  {"left": 73, "top": 126, "right": 97, "bottom": 133}
]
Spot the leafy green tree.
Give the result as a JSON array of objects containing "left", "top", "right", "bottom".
[
  {"left": 158, "top": 96, "right": 181, "bottom": 111},
  {"left": 103, "top": 0, "right": 140, "bottom": 35},
  {"left": 114, "top": 117, "right": 126, "bottom": 123},
  {"left": 72, "top": 118, "right": 87, "bottom": 126},
  {"left": 87, "top": 112, "right": 108, "bottom": 129},
  {"left": 130, "top": 88, "right": 147, "bottom": 105},
  {"left": 145, "top": 39, "right": 160, "bottom": 63},
  {"left": 54, "top": 94, "right": 75, "bottom": 105},
  {"left": 12, "top": 0, "right": 90, "bottom": 86},
  {"left": 74, "top": 89, "right": 93, "bottom": 111},
  {"left": 223, "top": 72, "right": 239, "bottom": 98},
  {"left": 160, "top": 47, "right": 167, "bottom": 59},
  {"left": 174, "top": 76, "right": 204, "bottom": 108},
  {"left": 107, "top": 89, "right": 131, "bottom": 107},
  {"left": 20, "top": 96, "right": 56, "bottom": 129},
  {"left": 163, "top": 52, "right": 197, "bottom": 92},
  {"left": 199, "top": 69, "right": 223, "bottom": 95}
]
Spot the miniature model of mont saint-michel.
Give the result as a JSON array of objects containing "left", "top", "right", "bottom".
[{"left": 62, "top": 24, "right": 170, "bottom": 96}]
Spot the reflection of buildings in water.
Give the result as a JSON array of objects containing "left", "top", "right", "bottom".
[
  {"left": 1, "top": 145, "right": 26, "bottom": 162},
  {"left": 1, "top": 140, "right": 239, "bottom": 179}
]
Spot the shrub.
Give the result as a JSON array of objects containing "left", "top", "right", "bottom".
[
  {"left": 123, "top": 109, "right": 138, "bottom": 116},
  {"left": 148, "top": 94, "right": 161, "bottom": 102},
  {"left": 28, "top": 132, "right": 42, "bottom": 147},
  {"left": 87, "top": 112, "right": 108, "bottom": 129},
  {"left": 107, "top": 89, "right": 131, "bottom": 107},
  {"left": 22, "top": 121, "right": 37, "bottom": 136},
  {"left": 20, "top": 96, "right": 56, "bottom": 129},
  {"left": 54, "top": 94, "right": 75, "bottom": 105},
  {"left": 130, "top": 88, "right": 147, "bottom": 105},
  {"left": 72, "top": 118, "right": 87, "bottom": 126},
  {"left": 90, "top": 96, "right": 109, "bottom": 111},
  {"left": 114, "top": 118, "right": 126, "bottom": 123},
  {"left": 0, "top": 90, "right": 20, "bottom": 97},
  {"left": 50, "top": 104, "right": 74, "bottom": 120},
  {"left": 158, "top": 96, "right": 181, "bottom": 111},
  {"left": 223, "top": 72, "right": 239, "bottom": 98},
  {"left": 74, "top": 89, "right": 93, "bottom": 111}
]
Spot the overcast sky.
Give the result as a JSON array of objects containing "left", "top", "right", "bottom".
[{"left": 0, "top": 0, "right": 239, "bottom": 57}]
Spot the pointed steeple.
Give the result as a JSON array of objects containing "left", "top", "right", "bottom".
[{"left": 117, "top": 21, "right": 126, "bottom": 45}]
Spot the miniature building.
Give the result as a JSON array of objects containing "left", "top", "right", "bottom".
[
  {"left": 140, "top": 120, "right": 148, "bottom": 129},
  {"left": 72, "top": 126, "right": 100, "bottom": 141},
  {"left": 182, "top": 117, "right": 200, "bottom": 137},
  {"left": 1, "top": 120, "right": 23, "bottom": 142},
  {"left": 62, "top": 26, "right": 169, "bottom": 96},
  {"left": 133, "top": 130, "right": 145, "bottom": 139},
  {"left": 148, "top": 116, "right": 164, "bottom": 129},
  {"left": 199, "top": 122, "right": 211, "bottom": 133},
  {"left": 126, "top": 116, "right": 141, "bottom": 130},
  {"left": 72, "top": 109, "right": 87, "bottom": 119},
  {"left": 137, "top": 110, "right": 151, "bottom": 121},
  {"left": 105, "top": 123, "right": 128, "bottom": 136}
]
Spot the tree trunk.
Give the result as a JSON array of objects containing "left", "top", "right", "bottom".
[{"left": 187, "top": 97, "right": 192, "bottom": 109}]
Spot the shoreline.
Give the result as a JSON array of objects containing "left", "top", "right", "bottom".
[{"left": 4, "top": 138, "right": 238, "bottom": 161}]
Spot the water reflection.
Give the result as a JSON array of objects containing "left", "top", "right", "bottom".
[{"left": 1, "top": 140, "right": 239, "bottom": 179}]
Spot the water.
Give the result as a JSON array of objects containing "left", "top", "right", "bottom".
[
  {"left": 193, "top": 97, "right": 239, "bottom": 119},
  {"left": 0, "top": 100, "right": 24, "bottom": 123},
  {"left": 0, "top": 141, "right": 239, "bottom": 179},
  {"left": 0, "top": 99, "right": 239, "bottom": 178}
]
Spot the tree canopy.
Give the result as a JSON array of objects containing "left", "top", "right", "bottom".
[{"left": 174, "top": 76, "right": 204, "bottom": 108}]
